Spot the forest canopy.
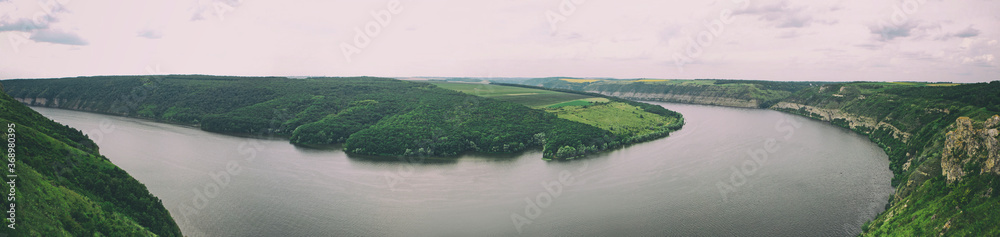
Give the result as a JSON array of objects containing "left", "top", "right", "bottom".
[{"left": 3, "top": 76, "right": 684, "bottom": 159}]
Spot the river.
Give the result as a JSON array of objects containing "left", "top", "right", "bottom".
[{"left": 33, "top": 102, "right": 894, "bottom": 237}]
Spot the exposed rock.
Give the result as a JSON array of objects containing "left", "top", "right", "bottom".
[
  {"left": 14, "top": 96, "right": 113, "bottom": 114},
  {"left": 771, "top": 102, "right": 911, "bottom": 142},
  {"left": 586, "top": 91, "right": 760, "bottom": 108},
  {"left": 941, "top": 116, "right": 1000, "bottom": 183},
  {"left": 987, "top": 115, "right": 1000, "bottom": 129}
]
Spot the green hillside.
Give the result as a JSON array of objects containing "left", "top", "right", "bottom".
[
  {"left": 515, "top": 78, "right": 825, "bottom": 108},
  {"left": 430, "top": 82, "right": 684, "bottom": 154},
  {"left": 428, "top": 82, "right": 595, "bottom": 108},
  {"left": 773, "top": 82, "right": 1000, "bottom": 236},
  {"left": 521, "top": 78, "right": 1000, "bottom": 236},
  {"left": 2, "top": 76, "right": 683, "bottom": 160},
  {"left": 0, "top": 83, "right": 181, "bottom": 236}
]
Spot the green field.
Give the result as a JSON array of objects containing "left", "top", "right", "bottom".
[
  {"left": 545, "top": 98, "right": 610, "bottom": 108},
  {"left": 429, "top": 82, "right": 595, "bottom": 108},
  {"left": 515, "top": 78, "right": 826, "bottom": 108},
  {"left": 3, "top": 76, "right": 631, "bottom": 159},
  {"left": 432, "top": 82, "right": 683, "bottom": 143},
  {"left": 547, "top": 102, "right": 680, "bottom": 138}
]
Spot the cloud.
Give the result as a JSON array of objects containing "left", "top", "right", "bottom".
[
  {"left": 2, "top": 0, "right": 998, "bottom": 82},
  {"left": 962, "top": 54, "right": 994, "bottom": 65},
  {"left": 137, "top": 29, "right": 163, "bottom": 39},
  {"left": 932, "top": 25, "right": 982, "bottom": 41},
  {"left": 0, "top": 0, "right": 67, "bottom": 32},
  {"left": 868, "top": 21, "right": 919, "bottom": 41},
  {"left": 777, "top": 30, "right": 800, "bottom": 39},
  {"left": 854, "top": 43, "right": 882, "bottom": 50},
  {"left": 0, "top": 17, "right": 51, "bottom": 32},
  {"left": 29, "top": 29, "right": 88, "bottom": 45},
  {"left": 733, "top": 1, "right": 828, "bottom": 29},
  {"left": 952, "top": 25, "right": 980, "bottom": 38}
]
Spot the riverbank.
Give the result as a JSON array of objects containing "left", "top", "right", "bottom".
[{"left": 511, "top": 79, "right": 1000, "bottom": 235}]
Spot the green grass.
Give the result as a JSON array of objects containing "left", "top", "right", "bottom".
[
  {"left": 432, "top": 81, "right": 684, "bottom": 146},
  {"left": 429, "top": 82, "right": 563, "bottom": 97},
  {"left": 0, "top": 85, "right": 181, "bottom": 236},
  {"left": 864, "top": 175, "right": 1000, "bottom": 236},
  {"left": 601, "top": 79, "right": 717, "bottom": 85},
  {"left": 545, "top": 98, "right": 610, "bottom": 108},
  {"left": 5, "top": 76, "right": 637, "bottom": 160},
  {"left": 546, "top": 102, "right": 680, "bottom": 138},
  {"left": 429, "top": 82, "right": 595, "bottom": 108}
]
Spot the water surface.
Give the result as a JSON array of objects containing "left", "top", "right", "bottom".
[{"left": 33, "top": 102, "right": 894, "bottom": 236}]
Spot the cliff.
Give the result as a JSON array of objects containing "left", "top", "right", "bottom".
[
  {"left": 771, "top": 101, "right": 912, "bottom": 143},
  {"left": 2, "top": 76, "right": 682, "bottom": 160},
  {"left": 587, "top": 90, "right": 760, "bottom": 108},
  {"left": 515, "top": 78, "right": 821, "bottom": 109},
  {"left": 0, "top": 82, "right": 182, "bottom": 236},
  {"left": 509, "top": 78, "right": 1000, "bottom": 235},
  {"left": 13, "top": 97, "right": 121, "bottom": 115},
  {"left": 941, "top": 115, "right": 1000, "bottom": 183}
]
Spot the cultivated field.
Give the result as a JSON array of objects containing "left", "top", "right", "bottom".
[
  {"left": 429, "top": 82, "right": 596, "bottom": 108},
  {"left": 548, "top": 102, "right": 679, "bottom": 137},
  {"left": 431, "top": 81, "right": 680, "bottom": 139}
]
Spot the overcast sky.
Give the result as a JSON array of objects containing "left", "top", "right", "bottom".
[{"left": 0, "top": 0, "right": 997, "bottom": 82}]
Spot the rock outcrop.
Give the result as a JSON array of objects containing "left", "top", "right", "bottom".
[
  {"left": 587, "top": 91, "right": 760, "bottom": 108},
  {"left": 14, "top": 96, "right": 125, "bottom": 115},
  {"left": 771, "top": 102, "right": 911, "bottom": 142},
  {"left": 941, "top": 115, "right": 1000, "bottom": 183}
]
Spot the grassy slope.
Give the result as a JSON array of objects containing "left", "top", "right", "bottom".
[
  {"left": 545, "top": 98, "right": 610, "bottom": 108},
  {"left": 428, "top": 82, "right": 594, "bottom": 108},
  {"left": 0, "top": 83, "right": 181, "bottom": 236},
  {"left": 2, "top": 76, "right": 683, "bottom": 160},
  {"left": 514, "top": 78, "right": 1000, "bottom": 235},
  {"left": 431, "top": 82, "right": 684, "bottom": 148},
  {"left": 547, "top": 102, "right": 678, "bottom": 138},
  {"left": 793, "top": 82, "right": 999, "bottom": 236},
  {"left": 749, "top": 81, "right": 999, "bottom": 236},
  {"left": 515, "top": 78, "right": 822, "bottom": 108}
]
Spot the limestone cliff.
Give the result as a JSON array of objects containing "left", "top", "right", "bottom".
[
  {"left": 587, "top": 90, "right": 760, "bottom": 108},
  {"left": 941, "top": 115, "right": 1000, "bottom": 183},
  {"left": 771, "top": 102, "right": 912, "bottom": 142},
  {"left": 14, "top": 96, "right": 130, "bottom": 116}
]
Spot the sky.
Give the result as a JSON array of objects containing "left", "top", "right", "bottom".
[{"left": 0, "top": 0, "right": 997, "bottom": 82}]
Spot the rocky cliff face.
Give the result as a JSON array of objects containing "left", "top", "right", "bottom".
[
  {"left": 941, "top": 115, "right": 1000, "bottom": 183},
  {"left": 586, "top": 91, "right": 760, "bottom": 108},
  {"left": 771, "top": 102, "right": 911, "bottom": 142},
  {"left": 14, "top": 96, "right": 124, "bottom": 115}
]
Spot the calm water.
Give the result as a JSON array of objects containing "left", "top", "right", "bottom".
[{"left": 33, "top": 102, "right": 893, "bottom": 237}]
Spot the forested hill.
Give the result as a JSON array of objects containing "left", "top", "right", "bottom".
[
  {"left": 518, "top": 78, "right": 1000, "bottom": 235},
  {"left": 2, "top": 76, "right": 682, "bottom": 159},
  {"left": 771, "top": 81, "right": 1000, "bottom": 236},
  {"left": 515, "top": 78, "right": 826, "bottom": 108},
  {"left": 0, "top": 83, "right": 182, "bottom": 236}
]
